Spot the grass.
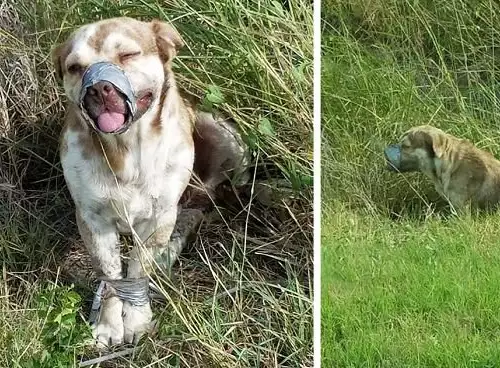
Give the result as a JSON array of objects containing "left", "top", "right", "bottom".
[
  {"left": 0, "top": 0, "right": 313, "bottom": 366},
  {"left": 322, "top": 0, "right": 500, "bottom": 366},
  {"left": 323, "top": 210, "right": 500, "bottom": 367}
]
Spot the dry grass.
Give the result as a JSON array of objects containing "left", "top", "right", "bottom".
[{"left": 0, "top": 0, "right": 313, "bottom": 366}]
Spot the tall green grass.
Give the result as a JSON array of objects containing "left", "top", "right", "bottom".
[
  {"left": 0, "top": 0, "right": 312, "bottom": 366},
  {"left": 323, "top": 0, "right": 500, "bottom": 366},
  {"left": 323, "top": 0, "right": 500, "bottom": 216}
]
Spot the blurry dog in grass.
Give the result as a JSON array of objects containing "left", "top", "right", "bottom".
[{"left": 384, "top": 125, "right": 500, "bottom": 211}]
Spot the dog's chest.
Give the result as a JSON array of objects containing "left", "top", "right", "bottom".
[
  {"left": 61, "top": 113, "right": 194, "bottom": 231},
  {"left": 102, "top": 183, "right": 157, "bottom": 232},
  {"left": 63, "top": 134, "right": 169, "bottom": 222},
  {"left": 100, "top": 147, "right": 179, "bottom": 222}
]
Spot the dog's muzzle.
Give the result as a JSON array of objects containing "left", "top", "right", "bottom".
[
  {"left": 79, "top": 62, "right": 137, "bottom": 135},
  {"left": 384, "top": 144, "right": 402, "bottom": 171}
]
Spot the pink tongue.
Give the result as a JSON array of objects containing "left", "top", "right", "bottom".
[{"left": 97, "top": 112, "right": 125, "bottom": 133}]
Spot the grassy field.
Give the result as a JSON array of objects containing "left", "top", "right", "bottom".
[
  {"left": 322, "top": 0, "right": 500, "bottom": 366},
  {"left": 0, "top": 0, "right": 313, "bottom": 367}
]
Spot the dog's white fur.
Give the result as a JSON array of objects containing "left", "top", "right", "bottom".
[{"left": 54, "top": 18, "right": 195, "bottom": 346}]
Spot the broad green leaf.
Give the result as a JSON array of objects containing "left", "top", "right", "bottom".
[
  {"left": 206, "top": 85, "right": 225, "bottom": 104},
  {"left": 258, "top": 117, "right": 275, "bottom": 137}
]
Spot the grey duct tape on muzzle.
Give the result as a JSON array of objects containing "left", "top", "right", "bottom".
[
  {"left": 384, "top": 144, "right": 402, "bottom": 170},
  {"left": 79, "top": 62, "right": 137, "bottom": 133}
]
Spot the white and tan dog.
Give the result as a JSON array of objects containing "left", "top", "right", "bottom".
[{"left": 52, "top": 17, "right": 249, "bottom": 346}]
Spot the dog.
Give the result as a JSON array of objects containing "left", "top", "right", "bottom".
[
  {"left": 384, "top": 125, "right": 500, "bottom": 211},
  {"left": 52, "top": 17, "right": 249, "bottom": 346}
]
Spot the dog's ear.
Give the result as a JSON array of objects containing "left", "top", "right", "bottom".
[
  {"left": 429, "top": 131, "right": 447, "bottom": 159},
  {"left": 151, "top": 20, "right": 184, "bottom": 63},
  {"left": 51, "top": 42, "right": 68, "bottom": 81},
  {"left": 410, "top": 130, "right": 444, "bottom": 158}
]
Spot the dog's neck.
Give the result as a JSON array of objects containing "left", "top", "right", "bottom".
[{"left": 419, "top": 156, "right": 441, "bottom": 185}]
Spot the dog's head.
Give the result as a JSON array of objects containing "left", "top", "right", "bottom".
[
  {"left": 52, "top": 17, "right": 184, "bottom": 134},
  {"left": 384, "top": 125, "right": 448, "bottom": 173}
]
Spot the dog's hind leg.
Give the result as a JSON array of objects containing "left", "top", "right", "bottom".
[
  {"left": 169, "top": 111, "right": 251, "bottom": 267},
  {"left": 181, "top": 111, "right": 251, "bottom": 210},
  {"left": 172, "top": 112, "right": 251, "bottom": 264}
]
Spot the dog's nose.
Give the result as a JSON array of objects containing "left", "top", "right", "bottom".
[{"left": 87, "top": 81, "right": 115, "bottom": 99}]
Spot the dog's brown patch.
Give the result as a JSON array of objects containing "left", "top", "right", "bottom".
[
  {"left": 74, "top": 132, "right": 127, "bottom": 174},
  {"left": 87, "top": 20, "right": 120, "bottom": 54},
  {"left": 62, "top": 106, "right": 126, "bottom": 173},
  {"left": 150, "top": 83, "right": 168, "bottom": 135},
  {"left": 60, "top": 107, "right": 83, "bottom": 157},
  {"left": 91, "top": 134, "right": 127, "bottom": 174},
  {"left": 52, "top": 41, "right": 72, "bottom": 80},
  {"left": 151, "top": 20, "right": 184, "bottom": 63},
  {"left": 407, "top": 130, "right": 434, "bottom": 156},
  {"left": 87, "top": 18, "right": 158, "bottom": 58},
  {"left": 66, "top": 106, "right": 85, "bottom": 131}
]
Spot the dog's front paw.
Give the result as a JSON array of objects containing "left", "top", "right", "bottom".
[
  {"left": 93, "top": 296, "right": 124, "bottom": 348},
  {"left": 122, "top": 301, "right": 153, "bottom": 344}
]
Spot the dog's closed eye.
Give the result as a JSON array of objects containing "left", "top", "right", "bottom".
[
  {"left": 67, "top": 63, "right": 84, "bottom": 74},
  {"left": 119, "top": 51, "right": 141, "bottom": 63}
]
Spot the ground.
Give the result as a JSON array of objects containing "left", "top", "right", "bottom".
[
  {"left": 0, "top": 1, "right": 313, "bottom": 367},
  {"left": 322, "top": 1, "right": 500, "bottom": 366}
]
